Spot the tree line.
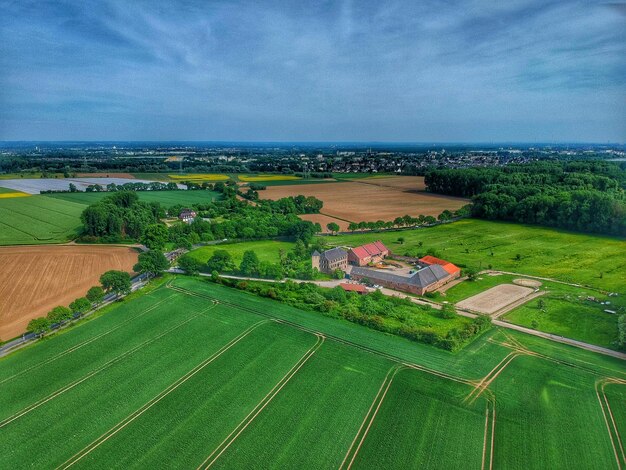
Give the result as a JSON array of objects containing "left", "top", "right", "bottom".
[{"left": 425, "top": 161, "right": 626, "bottom": 235}]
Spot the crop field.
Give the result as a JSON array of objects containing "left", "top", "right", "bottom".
[
  {"left": 0, "top": 195, "right": 86, "bottom": 245},
  {"left": 238, "top": 174, "right": 302, "bottom": 182},
  {"left": 260, "top": 178, "right": 468, "bottom": 222},
  {"left": 0, "top": 177, "right": 164, "bottom": 194},
  {"left": 168, "top": 173, "right": 230, "bottom": 182},
  {"left": 0, "top": 276, "right": 623, "bottom": 468},
  {"left": 46, "top": 190, "right": 221, "bottom": 208},
  {"left": 0, "top": 245, "right": 138, "bottom": 340},
  {"left": 0, "top": 187, "right": 30, "bottom": 198},
  {"left": 329, "top": 219, "right": 626, "bottom": 292},
  {"left": 186, "top": 240, "right": 295, "bottom": 267}
]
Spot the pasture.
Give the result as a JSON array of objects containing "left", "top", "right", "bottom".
[
  {"left": 443, "top": 275, "right": 623, "bottom": 349},
  {"left": 168, "top": 173, "right": 230, "bottom": 182},
  {"left": 0, "top": 245, "right": 138, "bottom": 340},
  {"left": 328, "top": 219, "right": 626, "bottom": 292},
  {"left": 0, "top": 276, "right": 623, "bottom": 468},
  {"left": 260, "top": 177, "right": 469, "bottom": 222},
  {"left": 186, "top": 240, "right": 295, "bottom": 267}
]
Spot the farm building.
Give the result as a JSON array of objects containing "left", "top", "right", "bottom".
[
  {"left": 312, "top": 248, "right": 348, "bottom": 274},
  {"left": 178, "top": 209, "right": 197, "bottom": 223},
  {"left": 350, "top": 262, "right": 458, "bottom": 295},
  {"left": 348, "top": 241, "right": 389, "bottom": 266},
  {"left": 339, "top": 283, "right": 368, "bottom": 294},
  {"left": 419, "top": 255, "right": 461, "bottom": 276}
]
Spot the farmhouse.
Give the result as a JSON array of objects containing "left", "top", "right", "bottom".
[
  {"left": 350, "top": 262, "right": 457, "bottom": 295},
  {"left": 312, "top": 248, "right": 348, "bottom": 274},
  {"left": 178, "top": 209, "right": 197, "bottom": 223},
  {"left": 348, "top": 241, "right": 389, "bottom": 266}
]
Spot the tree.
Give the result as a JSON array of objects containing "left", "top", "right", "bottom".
[
  {"left": 537, "top": 298, "right": 546, "bottom": 310},
  {"left": 206, "top": 250, "right": 235, "bottom": 273},
  {"left": 27, "top": 317, "right": 51, "bottom": 337},
  {"left": 69, "top": 183, "right": 78, "bottom": 192},
  {"left": 178, "top": 255, "right": 204, "bottom": 275},
  {"left": 86, "top": 286, "right": 105, "bottom": 305},
  {"left": 439, "top": 304, "right": 457, "bottom": 319},
  {"left": 397, "top": 237, "right": 405, "bottom": 245},
  {"left": 100, "top": 270, "right": 132, "bottom": 298},
  {"left": 239, "top": 250, "right": 260, "bottom": 276},
  {"left": 133, "top": 251, "right": 169, "bottom": 278},
  {"left": 618, "top": 315, "right": 626, "bottom": 350},
  {"left": 326, "top": 222, "right": 340, "bottom": 235},
  {"left": 47, "top": 306, "right": 73, "bottom": 324},
  {"left": 141, "top": 224, "right": 169, "bottom": 250},
  {"left": 348, "top": 222, "right": 358, "bottom": 232},
  {"left": 69, "top": 297, "right": 92, "bottom": 317},
  {"left": 293, "top": 239, "right": 307, "bottom": 259}
]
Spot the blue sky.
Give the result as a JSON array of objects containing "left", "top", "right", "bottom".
[{"left": 0, "top": 0, "right": 624, "bottom": 142}]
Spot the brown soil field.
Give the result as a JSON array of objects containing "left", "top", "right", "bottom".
[
  {"left": 76, "top": 172, "right": 135, "bottom": 179},
  {"left": 0, "top": 245, "right": 138, "bottom": 340},
  {"left": 299, "top": 214, "right": 350, "bottom": 232},
  {"left": 260, "top": 178, "right": 468, "bottom": 222},
  {"left": 352, "top": 175, "right": 427, "bottom": 191},
  {"left": 456, "top": 284, "right": 533, "bottom": 315}
]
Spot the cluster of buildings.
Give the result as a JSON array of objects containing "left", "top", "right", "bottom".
[{"left": 313, "top": 241, "right": 460, "bottom": 296}]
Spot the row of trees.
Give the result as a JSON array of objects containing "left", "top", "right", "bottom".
[
  {"left": 25, "top": 270, "right": 135, "bottom": 337},
  {"left": 339, "top": 208, "right": 470, "bottom": 234},
  {"left": 425, "top": 161, "right": 626, "bottom": 235}
]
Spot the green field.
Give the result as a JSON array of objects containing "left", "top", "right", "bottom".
[
  {"left": 0, "top": 191, "right": 221, "bottom": 245},
  {"left": 186, "top": 240, "right": 295, "bottom": 266},
  {"left": 0, "top": 195, "right": 86, "bottom": 244},
  {"left": 328, "top": 219, "right": 626, "bottom": 292},
  {"left": 0, "top": 276, "right": 623, "bottom": 468},
  {"left": 46, "top": 190, "right": 221, "bottom": 207}
]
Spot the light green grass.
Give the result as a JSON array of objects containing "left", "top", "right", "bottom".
[
  {"left": 0, "top": 172, "right": 65, "bottom": 179},
  {"left": 328, "top": 219, "right": 626, "bottom": 292},
  {"left": 0, "top": 277, "right": 623, "bottom": 468},
  {"left": 187, "top": 240, "right": 295, "bottom": 266},
  {"left": 0, "top": 195, "right": 86, "bottom": 244},
  {"left": 440, "top": 273, "right": 518, "bottom": 303},
  {"left": 45, "top": 190, "right": 221, "bottom": 208}
]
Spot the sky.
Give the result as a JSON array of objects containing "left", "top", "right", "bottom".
[{"left": 0, "top": 0, "right": 624, "bottom": 142}]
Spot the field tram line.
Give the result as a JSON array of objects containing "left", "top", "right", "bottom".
[
  {"left": 166, "top": 283, "right": 473, "bottom": 386},
  {"left": 596, "top": 378, "right": 626, "bottom": 469},
  {"left": 0, "top": 292, "right": 180, "bottom": 387},
  {"left": 481, "top": 398, "right": 497, "bottom": 470},
  {"left": 464, "top": 351, "right": 521, "bottom": 405},
  {"left": 56, "top": 319, "right": 269, "bottom": 470},
  {"left": 338, "top": 364, "right": 405, "bottom": 470},
  {"left": 196, "top": 333, "right": 326, "bottom": 469},
  {"left": 0, "top": 301, "right": 219, "bottom": 429}
]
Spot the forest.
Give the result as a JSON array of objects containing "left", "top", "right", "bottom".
[{"left": 425, "top": 161, "right": 626, "bottom": 235}]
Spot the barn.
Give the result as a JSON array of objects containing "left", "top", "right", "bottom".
[{"left": 348, "top": 241, "right": 389, "bottom": 266}]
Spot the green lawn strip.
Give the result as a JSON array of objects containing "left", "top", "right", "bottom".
[
  {"left": 490, "top": 355, "right": 618, "bottom": 469},
  {"left": 187, "top": 239, "right": 295, "bottom": 266},
  {"left": 69, "top": 322, "right": 317, "bottom": 469},
  {"left": 327, "top": 219, "right": 626, "bottom": 292},
  {"left": 0, "top": 305, "right": 262, "bottom": 468},
  {"left": 0, "top": 291, "right": 207, "bottom": 419},
  {"left": 212, "top": 341, "right": 393, "bottom": 469},
  {"left": 172, "top": 277, "right": 509, "bottom": 379},
  {"left": 350, "top": 368, "right": 486, "bottom": 469}
]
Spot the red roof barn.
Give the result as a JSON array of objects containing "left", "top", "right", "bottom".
[
  {"left": 348, "top": 241, "right": 389, "bottom": 266},
  {"left": 419, "top": 255, "right": 461, "bottom": 276}
]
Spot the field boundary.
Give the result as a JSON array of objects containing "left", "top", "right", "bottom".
[
  {"left": 57, "top": 319, "right": 269, "bottom": 469},
  {"left": 482, "top": 399, "right": 496, "bottom": 470},
  {"left": 197, "top": 333, "right": 325, "bottom": 469},
  {"left": 0, "top": 300, "right": 218, "bottom": 429},
  {"left": 338, "top": 364, "right": 404, "bottom": 470}
]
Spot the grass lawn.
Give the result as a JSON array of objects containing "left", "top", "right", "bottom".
[
  {"left": 168, "top": 173, "right": 230, "bottom": 182},
  {"left": 1, "top": 276, "right": 622, "bottom": 468},
  {"left": 0, "top": 172, "right": 65, "bottom": 179},
  {"left": 327, "top": 219, "right": 626, "bottom": 292},
  {"left": 186, "top": 240, "right": 295, "bottom": 266}
]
